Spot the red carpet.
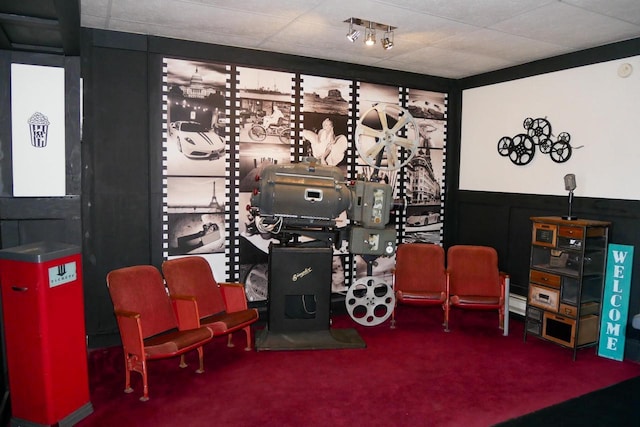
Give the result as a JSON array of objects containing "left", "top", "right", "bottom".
[{"left": 77, "top": 307, "right": 640, "bottom": 427}]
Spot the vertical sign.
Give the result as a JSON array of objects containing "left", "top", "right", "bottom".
[
  {"left": 598, "top": 244, "right": 634, "bottom": 361},
  {"left": 11, "top": 64, "right": 66, "bottom": 196}
]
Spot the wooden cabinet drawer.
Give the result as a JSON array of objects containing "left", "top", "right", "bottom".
[
  {"left": 529, "top": 284, "right": 559, "bottom": 312},
  {"left": 559, "top": 226, "right": 584, "bottom": 239},
  {"left": 558, "top": 303, "right": 577, "bottom": 317},
  {"left": 530, "top": 269, "right": 561, "bottom": 288},
  {"left": 559, "top": 302, "right": 599, "bottom": 318}
]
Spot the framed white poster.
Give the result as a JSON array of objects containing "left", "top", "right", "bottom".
[{"left": 11, "top": 63, "right": 66, "bottom": 197}]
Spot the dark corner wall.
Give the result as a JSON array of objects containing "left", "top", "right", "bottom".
[{"left": 79, "top": 29, "right": 640, "bottom": 359}]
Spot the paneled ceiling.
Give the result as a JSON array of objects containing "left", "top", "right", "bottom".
[{"left": 3, "top": 1, "right": 640, "bottom": 78}]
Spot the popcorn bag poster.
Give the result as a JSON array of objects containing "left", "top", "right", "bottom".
[{"left": 10, "top": 64, "right": 66, "bottom": 197}]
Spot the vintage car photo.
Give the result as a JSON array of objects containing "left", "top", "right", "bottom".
[{"left": 171, "top": 120, "right": 225, "bottom": 160}]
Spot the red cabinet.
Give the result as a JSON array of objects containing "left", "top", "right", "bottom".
[{"left": 0, "top": 242, "right": 92, "bottom": 426}]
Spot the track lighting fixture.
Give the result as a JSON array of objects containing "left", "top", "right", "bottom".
[
  {"left": 365, "top": 23, "right": 376, "bottom": 46},
  {"left": 346, "top": 18, "right": 360, "bottom": 42},
  {"left": 382, "top": 26, "right": 394, "bottom": 50},
  {"left": 344, "top": 18, "right": 396, "bottom": 50}
]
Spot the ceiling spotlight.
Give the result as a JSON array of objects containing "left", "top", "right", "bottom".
[
  {"left": 382, "top": 27, "right": 394, "bottom": 50},
  {"left": 365, "top": 23, "right": 376, "bottom": 46},
  {"left": 346, "top": 19, "right": 360, "bottom": 42},
  {"left": 344, "top": 18, "right": 396, "bottom": 49}
]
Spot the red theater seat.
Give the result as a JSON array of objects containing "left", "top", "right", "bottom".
[
  {"left": 446, "top": 245, "right": 509, "bottom": 333},
  {"left": 106, "top": 265, "right": 213, "bottom": 401},
  {"left": 162, "top": 256, "right": 259, "bottom": 351},
  {"left": 391, "top": 243, "right": 448, "bottom": 330}
]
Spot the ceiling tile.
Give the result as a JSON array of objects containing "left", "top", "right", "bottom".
[
  {"left": 562, "top": 0, "right": 640, "bottom": 25},
  {"left": 373, "top": 0, "right": 557, "bottom": 27},
  {"left": 490, "top": 2, "right": 640, "bottom": 48}
]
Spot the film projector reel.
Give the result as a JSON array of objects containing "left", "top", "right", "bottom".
[
  {"left": 346, "top": 276, "right": 395, "bottom": 326},
  {"left": 345, "top": 103, "right": 419, "bottom": 326},
  {"left": 355, "top": 103, "right": 420, "bottom": 171}
]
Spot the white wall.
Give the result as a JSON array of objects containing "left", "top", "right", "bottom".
[{"left": 460, "top": 55, "right": 640, "bottom": 200}]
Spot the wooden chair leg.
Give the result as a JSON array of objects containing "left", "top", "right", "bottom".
[
  {"left": 227, "top": 333, "right": 234, "bottom": 348},
  {"left": 179, "top": 354, "right": 187, "bottom": 368}
]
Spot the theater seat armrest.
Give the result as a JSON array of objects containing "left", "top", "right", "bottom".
[
  {"left": 170, "top": 294, "right": 201, "bottom": 330},
  {"left": 220, "top": 282, "right": 250, "bottom": 312},
  {"left": 114, "top": 309, "right": 140, "bottom": 319},
  {"left": 114, "top": 310, "right": 144, "bottom": 355}
]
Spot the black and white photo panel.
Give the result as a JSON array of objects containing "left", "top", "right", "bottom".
[
  {"left": 167, "top": 212, "right": 226, "bottom": 256},
  {"left": 164, "top": 58, "right": 230, "bottom": 262},
  {"left": 301, "top": 75, "right": 351, "bottom": 173},
  {"left": 236, "top": 67, "right": 294, "bottom": 301},
  {"left": 355, "top": 82, "right": 403, "bottom": 189},
  {"left": 404, "top": 88, "right": 447, "bottom": 245},
  {"left": 165, "top": 59, "right": 228, "bottom": 177}
]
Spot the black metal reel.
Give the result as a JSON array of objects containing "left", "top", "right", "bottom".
[
  {"left": 537, "top": 138, "right": 553, "bottom": 154},
  {"left": 509, "top": 134, "right": 536, "bottom": 166},
  {"left": 526, "top": 118, "right": 552, "bottom": 145},
  {"left": 497, "top": 136, "right": 513, "bottom": 156},
  {"left": 550, "top": 141, "right": 572, "bottom": 163},
  {"left": 557, "top": 132, "right": 571, "bottom": 143}
]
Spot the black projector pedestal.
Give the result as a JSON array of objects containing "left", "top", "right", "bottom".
[{"left": 255, "top": 245, "right": 365, "bottom": 351}]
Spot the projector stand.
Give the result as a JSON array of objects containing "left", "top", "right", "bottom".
[{"left": 255, "top": 244, "right": 365, "bottom": 351}]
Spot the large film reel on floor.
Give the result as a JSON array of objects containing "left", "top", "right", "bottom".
[
  {"left": 355, "top": 103, "right": 420, "bottom": 171},
  {"left": 346, "top": 276, "right": 395, "bottom": 326}
]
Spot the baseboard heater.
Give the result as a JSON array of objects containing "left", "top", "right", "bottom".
[{"left": 509, "top": 293, "right": 527, "bottom": 317}]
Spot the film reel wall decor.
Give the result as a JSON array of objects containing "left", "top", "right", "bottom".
[{"left": 497, "top": 117, "right": 575, "bottom": 165}]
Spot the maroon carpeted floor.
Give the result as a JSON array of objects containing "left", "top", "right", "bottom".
[{"left": 77, "top": 307, "right": 640, "bottom": 427}]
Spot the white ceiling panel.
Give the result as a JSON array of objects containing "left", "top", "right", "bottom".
[
  {"left": 80, "top": 0, "right": 640, "bottom": 78},
  {"left": 489, "top": 2, "right": 640, "bottom": 48}
]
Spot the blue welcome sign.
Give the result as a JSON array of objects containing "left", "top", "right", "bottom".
[{"left": 598, "top": 244, "right": 634, "bottom": 361}]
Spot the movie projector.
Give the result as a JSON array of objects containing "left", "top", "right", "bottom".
[{"left": 249, "top": 104, "right": 419, "bottom": 343}]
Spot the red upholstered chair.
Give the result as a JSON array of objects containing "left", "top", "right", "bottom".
[
  {"left": 445, "top": 245, "right": 509, "bottom": 334},
  {"left": 106, "top": 265, "right": 213, "bottom": 401},
  {"left": 162, "top": 256, "right": 259, "bottom": 351},
  {"left": 391, "top": 243, "right": 448, "bottom": 330}
]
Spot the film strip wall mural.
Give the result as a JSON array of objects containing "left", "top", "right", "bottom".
[
  {"left": 236, "top": 67, "right": 295, "bottom": 302},
  {"left": 162, "top": 59, "right": 229, "bottom": 285},
  {"left": 162, "top": 56, "right": 447, "bottom": 305},
  {"left": 404, "top": 88, "right": 448, "bottom": 246}
]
